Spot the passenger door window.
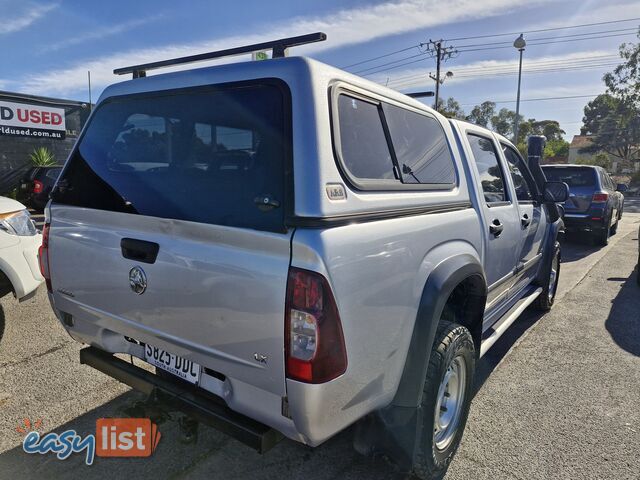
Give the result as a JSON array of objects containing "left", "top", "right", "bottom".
[
  {"left": 466, "top": 134, "right": 507, "bottom": 204},
  {"left": 501, "top": 144, "right": 535, "bottom": 202}
]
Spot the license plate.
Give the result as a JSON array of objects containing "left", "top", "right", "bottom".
[{"left": 144, "top": 344, "right": 201, "bottom": 384}]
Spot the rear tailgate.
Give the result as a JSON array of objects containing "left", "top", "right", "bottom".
[
  {"left": 48, "top": 80, "right": 292, "bottom": 396},
  {"left": 49, "top": 207, "right": 291, "bottom": 396},
  {"left": 543, "top": 166, "right": 597, "bottom": 213}
]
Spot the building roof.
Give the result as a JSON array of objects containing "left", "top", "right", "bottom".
[{"left": 569, "top": 135, "right": 594, "bottom": 149}]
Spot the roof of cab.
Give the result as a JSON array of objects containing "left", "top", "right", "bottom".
[{"left": 98, "top": 55, "right": 439, "bottom": 115}]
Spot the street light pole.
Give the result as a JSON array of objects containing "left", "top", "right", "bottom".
[{"left": 513, "top": 34, "right": 526, "bottom": 144}]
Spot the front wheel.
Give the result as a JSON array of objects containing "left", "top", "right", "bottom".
[
  {"left": 413, "top": 321, "right": 475, "bottom": 480},
  {"left": 533, "top": 242, "right": 560, "bottom": 311}
]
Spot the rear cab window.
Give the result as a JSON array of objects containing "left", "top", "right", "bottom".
[
  {"left": 333, "top": 89, "right": 457, "bottom": 190},
  {"left": 52, "top": 81, "right": 290, "bottom": 233}
]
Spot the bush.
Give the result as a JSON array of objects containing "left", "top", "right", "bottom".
[{"left": 29, "top": 147, "right": 57, "bottom": 166}]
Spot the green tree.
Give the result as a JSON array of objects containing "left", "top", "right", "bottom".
[
  {"left": 490, "top": 108, "right": 523, "bottom": 137},
  {"left": 436, "top": 97, "right": 466, "bottom": 119},
  {"left": 466, "top": 101, "right": 496, "bottom": 127},
  {"left": 545, "top": 139, "right": 569, "bottom": 158},
  {"left": 603, "top": 30, "right": 640, "bottom": 105},
  {"left": 575, "top": 153, "right": 612, "bottom": 170},
  {"left": 580, "top": 94, "right": 640, "bottom": 162}
]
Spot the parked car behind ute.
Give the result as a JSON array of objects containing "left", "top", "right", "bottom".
[
  {"left": 42, "top": 33, "right": 568, "bottom": 479},
  {"left": 18, "top": 165, "right": 62, "bottom": 211},
  {"left": 541, "top": 164, "right": 624, "bottom": 246}
]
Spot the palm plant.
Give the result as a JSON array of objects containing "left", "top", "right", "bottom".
[{"left": 29, "top": 147, "right": 57, "bottom": 166}]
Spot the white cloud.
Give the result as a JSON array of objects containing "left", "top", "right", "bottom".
[
  {"left": 42, "top": 14, "right": 165, "bottom": 52},
  {"left": 520, "top": 0, "right": 640, "bottom": 33},
  {"left": 15, "top": 0, "right": 555, "bottom": 96},
  {"left": 0, "top": 3, "right": 58, "bottom": 35}
]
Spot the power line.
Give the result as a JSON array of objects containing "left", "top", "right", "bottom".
[
  {"left": 389, "top": 63, "right": 619, "bottom": 90},
  {"left": 342, "top": 17, "right": 639, "bottom": 77},
  {"left": 339, "top": 45, "right": 420, "bottom": 69},
  {"left": 351, "top": 51, "right": 432, "bottom": 75},
  {"left": 459, "top": 94, "right": 599, "bottom": 107},
  {"left": 443, "top": 17, "right": 640, "bottom": 42},
  {"left": 453, "top": 27, "right": 638, "bottom": 49},
  {"left": 361, "top": 31, "right": 634, "bottom": 78},
  {"left": 456, "top": 31, "right": 638, "bottom": 53},
  {"left": 385, "top": 56, "right": 620, "bottom": 87},
  {"left": 360, "top": 54, "right": 439, "bottom": 77}
]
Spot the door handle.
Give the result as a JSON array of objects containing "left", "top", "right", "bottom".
[
  {"left": 521, "top": 213, "right": 531, "bottom": 228},
  {"left": 121, "top": 238, "right": 159, "bottom": 264},
  {"left": 489, "top": 219, "right": 504, "bottom": 237}
]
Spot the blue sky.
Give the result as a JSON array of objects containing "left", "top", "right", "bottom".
[{"left": 1, "top": 0, "right": 639, "bottom": 139}]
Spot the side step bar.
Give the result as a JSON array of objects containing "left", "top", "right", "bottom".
[
  {"left": 480, "top": 287, "right": 542, "bottom": 357},
  {"left": 80, "top": 347, "right": 283, "bottom": 453}
]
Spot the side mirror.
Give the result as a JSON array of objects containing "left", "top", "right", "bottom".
[
  {"left": 616, "top": 183, "right": 628, "bottom": 192},
  {"left": 543, "top": 181, "right": 569, "bottom": 203}
]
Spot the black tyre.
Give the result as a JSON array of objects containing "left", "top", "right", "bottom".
[
  {"left": 532, "top": 242, "right": 561, "bottom": 311},
  {"left": 594, "top": 217, "right": 611, "bottom": 246},
  {"left": 413, "top": 321, "right": 475, "bottom": 480}
]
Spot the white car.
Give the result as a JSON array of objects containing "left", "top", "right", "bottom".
[{"left": 0, "top": 197, "right": 43, "bottom": 302}]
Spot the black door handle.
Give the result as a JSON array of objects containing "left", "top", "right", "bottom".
[
  {"left": 521, "top": 213, "right": 531, "bottom": 228},
  {"left": 121, "top": 238, "right": 159, "bottom": 264},
  {"left": 489, "top": 219, "right": 504, "bottom": 237}
]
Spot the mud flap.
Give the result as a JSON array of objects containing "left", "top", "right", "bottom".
[{"left": 354, "top": 405, "right": 423, "bottom": 472}]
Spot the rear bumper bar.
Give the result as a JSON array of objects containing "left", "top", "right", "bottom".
[{"left": 80, "top": 347, "right": 283, "bottom": 453}]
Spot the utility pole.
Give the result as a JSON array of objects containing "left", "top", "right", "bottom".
[
  {"left": 423, "top": 40, "right": 458, "bottom": 111},
  {"left": 434, "top": 42, "right": 442, "bottom": 110}
]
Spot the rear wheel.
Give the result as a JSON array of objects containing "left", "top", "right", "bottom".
[
  {"left": 413, "top": 321, "right": 475, "bottom": 480},
  {"left": 611, "top": 212, "right": 619, "bottom": 235},
  {"left": 594, "top": 216, "right": 611, "bottom": 246}
]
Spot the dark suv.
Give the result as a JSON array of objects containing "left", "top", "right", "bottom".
[
  {"left": 18, "top": 166, "right": 62, "bottom": 211},
  {"left": 541, "top": 164, "right": 624, "bottom": 245}
]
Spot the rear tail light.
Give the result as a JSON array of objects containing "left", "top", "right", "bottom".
[
  {"left": 33, "top": 180, "right": 43, "bottom": 194},
  {"left": 38, "top": 223, "right": 51, "bottom": 292},
  {"left": 285, "top": 267, "right": 347, "bottom": 383},
  {"left": 592, "top": 192, "right": 609, "bottom": 203}
]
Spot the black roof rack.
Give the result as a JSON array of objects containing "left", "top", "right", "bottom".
[{"left": 114, "top": 32, "right": 327, "bottom": 78}]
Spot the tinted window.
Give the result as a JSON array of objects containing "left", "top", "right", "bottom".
[
  {"left": 337, "top": 95, "right": 396, "bottom": 182},
  {"left": 467, "top": 134, "right": 506, "bottom": 203},
  {"left": 53, "top": 84, "right": 287, "bottom": 232},
  {"left": 502, "top": 145, "right": 533, "bottom": 202},
  {"left": 542, "top": 167, "right": 596, "bottom": 187},
  {"left": 383, "top": 104, "right": 456, "bottom": 185},
  {"left": 46, "top": 168, "right": 62, "bottom": 181},
  {"left": 605, "top": 173, "right": 614, "bottom": 190}
]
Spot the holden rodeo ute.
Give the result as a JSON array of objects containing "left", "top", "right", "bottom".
[{"left": 40, "top": 33, "right": 568, "bottom": 479}]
